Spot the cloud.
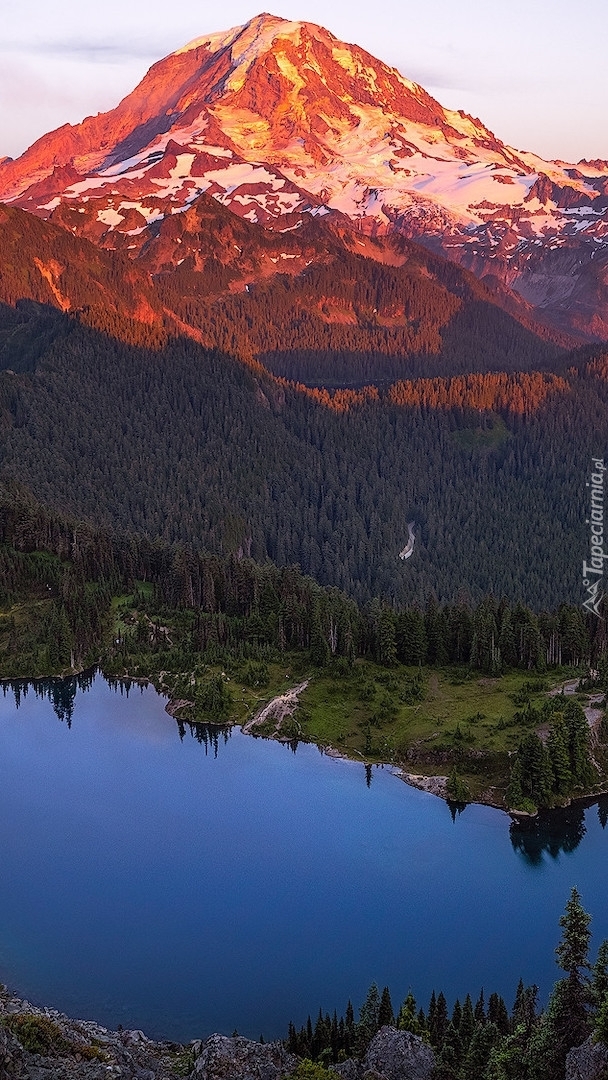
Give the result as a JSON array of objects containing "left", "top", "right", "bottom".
[
  {"left": 385, "top": 53, "right": 530, "bottom": 98},
  {"left": 0, "top": 38, "right": 162, "bottom": 62}
]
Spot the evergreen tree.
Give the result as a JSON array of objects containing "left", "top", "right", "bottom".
[
  {"left": 463, "top": 1020, "right": 501, "bottom": 1077},
  {"left": 429, "top": 991, "right": 449, "bottom": 1049},
  {"left": 595, "top": 993, "right": 608, "bottom": 1047},
  {"left": 427, "top": 991, "right": 437, "bottom": 1037},
  {"left": 513, "top": 733, "right": 553, "bottom": 808},
  {"left": 498, "top": 604, "right": 517, "bottom": 668},
  {"left": 557, "top": 887, "right": 592, "bottom": 981},
  {"left": 553, "top": 886, "right": 592, "bottom": 1050},
  {"left": 474, "top": 989, "right": 486, "bottom": 1025},
  {"left": 432, "top": 1032, "right": 460, "bottom": 1080},
  {"left": 425, "top": 597, "right": 448, "bottom": 666},
  {"left": 378, "top": 986, "right": 394, "bottom": 1028},
  {"left": 460, "top": 993, "right": 475, "bottom": 1049},
  {"left": 591, "top": 940, "right": 608, "bottom": 1008},
  {"left": 310, "top": 618, "right": 330, "bottom": 667},
  {"left": 377, "top": 609, "right": 397, "bottom": 667},
  {"left": 511, "top": 982, "right": 538, "bottom": 1035},
  {"left": 547, "top": 715, "right": 572, "bottom": 797},
  {"left": 397, "top": 991, "right": 422, "bottom": 1035},
  {"left": 395, "top": 609, "right": 427, "bottom": 665},
  {"left": 563, "top": 700, "right": 594, "bottom": 789},
  {"left": 356, "top": 982, "right": 380, "bottom": 1053}
]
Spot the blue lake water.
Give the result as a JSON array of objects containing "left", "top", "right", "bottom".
[{"left": 0, "top": 673, "right": 607, "bottom": 1042}]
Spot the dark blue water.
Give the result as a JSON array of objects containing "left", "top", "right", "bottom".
[{"left": 1, "top": 674, "right": 607, "bottom": 1042}]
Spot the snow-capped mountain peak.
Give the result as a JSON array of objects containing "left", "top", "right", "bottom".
[{"left": 0, "top": 13, "right": 606, "bottom": 338}]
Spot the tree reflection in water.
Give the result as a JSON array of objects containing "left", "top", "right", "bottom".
[
  {"left": 509, "top": 802, "right": 591, "bottom": 865},
  {"left": 175, "top": 718, "right": 232, "bottom": 757},
  {"left": 2, "top": 671, "right": 96, "bottom": 727}
]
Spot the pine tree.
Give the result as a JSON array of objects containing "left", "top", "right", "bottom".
[
  {"left": 395, "top": 609, "right": 427, "bottom": 665},
  {"left": 378, "top": 986, "right": 394, "bottom": 1028},
  {"left": 498, "top": 604, "right": 517, "bottom": 668},
  {"left": 356, "top": 982, "right": 380, "bottom": 1053},
  {"left": 538, "top": 887, "right": 593, "bottom": 1071},
  {"left": 563, "top": 700, "right": 594, "bottom": 789},
  {"left": 547, "top": 715, "right": 572, "bottom": 797},
  {"left": 460, "top": 992, "right": 475, "bottom": 1049},
  {"left": 514, "top": 733, "right": 553, "bottom": 808},
  {"left": 451, "top": 999, "right": 462, "bottom": 1030},
  {"left": 556, "top": 886, "right": 592, "bottom": 983},
  {"left": 474, "top": 988, "right": 486, "bottom": 1025},
  {"left": 429, "top": 991, "right": 448, "bottom": 1049},
  {"left": 463, "top": 1020, "right": 501, "bottom": 1077},
  {"left": 591, "top": 940, "right": 608, "bottom": 1008},
  {"left": 595, "top": 993, "right": 608, "bottom": 1046},
  {"left": 377, "top": 609, "right": 397, "bottom": 667},
  {"left": 397, "top": 991, "right": 422, "bottom": 1035},
  {"left": 511, "top": 981, "right": 538, "bottom": 1035}
]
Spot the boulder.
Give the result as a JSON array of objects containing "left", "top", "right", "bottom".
[
  {"left": 331, "top": 1059, "right": 363, "bottom": 1080},
  {"left": 362, "top": 1027, "right": 435, "bottom": 1080},
  {"left": 566, "top": 1037, "right": 608, "bottom": 1080},
  {"left": 191, "top": 1033, "right": 298, "bottom": 1080}
]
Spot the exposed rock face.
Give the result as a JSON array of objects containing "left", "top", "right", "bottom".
[
  {"left": 362, "top": 1027, "right": 435, "bottom": 1080},
  {"left": 0, "top": 986, "right": 183, "bottom": 1079},
  {"left": 0, "top": 990, "right": 435, "bottom": 1080},
  {"left": 0, "top": 1023, "right": 23, "bottom": 1078},
  {"left": 190, "top": 1033, "right": 298, "bottom": 1080},
  {"left": 331, "top": 1059, "right": 362, "bottom": 1080},
  {"left": 332, "top": 1028, "right": 435, "bottom": 1080},
  {"left": 566, "top": 1037, "right": 608, "bottom": 1080}
]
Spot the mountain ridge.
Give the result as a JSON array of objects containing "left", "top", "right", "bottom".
[{"left": 1, "top": 13, "right": 606, "bottom": 340}]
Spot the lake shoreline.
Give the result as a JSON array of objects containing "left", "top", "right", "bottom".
[
  {"left": 161, "top": 682, "right": 608, "bottom": 820},
  {"left": 2, "top": 666, "right": 607, "bottom": 819}
]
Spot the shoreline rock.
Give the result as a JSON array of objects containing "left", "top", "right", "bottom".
[{"left": 0, "top": 987, "right": 436, "bottom": 1080}]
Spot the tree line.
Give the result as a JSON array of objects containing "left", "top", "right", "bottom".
[
  {"left": 284, "top": 888, "right": 608, "bottom": 1080},
  {"left": 2, "top": 480, "right": 607, "bottom": 679}
]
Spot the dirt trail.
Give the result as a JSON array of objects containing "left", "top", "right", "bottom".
[{"left": 242, "top": 680, "right": 309, "bottom": 737}]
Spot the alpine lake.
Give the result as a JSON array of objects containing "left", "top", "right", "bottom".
[{"left": 1, "top": 673, "right": 607, "bottom": 1043}]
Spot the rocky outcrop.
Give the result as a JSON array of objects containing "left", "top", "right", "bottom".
[
  {"left": 363, "top": 1027, "right": 435, "bottom": 1080},
  {"left": 332, "top": 1028, "right": 435, "bottom": 1080},
  {"left": 0, "top": 986, "right": 184, "bottom": 1079},
  {"left": 0, "top": 1023, "right": 23, "bottom": 1079},
  {"left": 190, "top": 1033, "right": 298, "bottom": 1080},
  {"left": 566, "top": 1037, "right": 608, "bottom": 1080},
  {"left": 0, "top": 981, "right": 433, "bottom": 1080},
  {"left": 0, "top": 997, "right": 437, "bottom": 1080}
]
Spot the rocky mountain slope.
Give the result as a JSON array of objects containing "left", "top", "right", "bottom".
[
  {"left": 2, "top": 983, "right": 606, "bottom": 1080},
  {"left": 0, "top": 985, "right": 437, "bottom": 1080},
  {"left": 0, "top": 14, "right": 607, "bottom": 339},
  {"left": 0, "top": 196, "right": 569, "bottom": 390}
]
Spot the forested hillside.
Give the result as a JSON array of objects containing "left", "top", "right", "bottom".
[{"left": 0, "top": 296, "right": 607, "bottom": 607}]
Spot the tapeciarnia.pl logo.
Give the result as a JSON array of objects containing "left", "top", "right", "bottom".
[{"left": 582, "top": 457, "right": 606, "bottom": 618}]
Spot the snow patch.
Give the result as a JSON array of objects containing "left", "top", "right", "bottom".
[{"left": 97, "top": 207, "right": 125, "bottom": 227}]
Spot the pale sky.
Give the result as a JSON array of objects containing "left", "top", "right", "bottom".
[{"left": 1, "top": 0, "right": 606, "bottom": 165}]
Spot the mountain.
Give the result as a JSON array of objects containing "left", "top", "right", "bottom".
[
  {"left": 0, "top": 193, "right": 569, "bottom": 393},
  {"left": 0, "top": 203, "right": 166, "bottom": 348},
  {"left": 0, "top": 13, "right": 607, "bottom": 339},
  {"left": 1, "top": 17, "right": 608, "bottom": 609}
]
